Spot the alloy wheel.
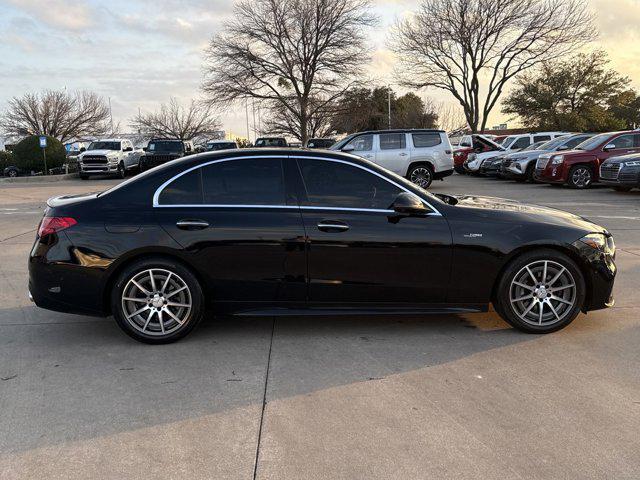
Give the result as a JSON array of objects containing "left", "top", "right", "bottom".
[
  {"left": 509, "top": 260, "right": 577, "bottom": 327},
  {"left": 410, "top": 167, "right": 432, "bottom": 188},
  {"left": 571, "top": 167, "right": 591, "bottom": 188},
  {"left": 121, "top": 268, "right": 192, "bottom": 336}
]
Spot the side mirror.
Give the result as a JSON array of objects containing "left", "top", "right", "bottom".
[
  {"left": 603, "top": 143, "right": 616, "bottom": 152},
  {"left": 80, "top": 147, "right": 86, "bottom": 152},
  {"left": 557, "top": 145, "right": 569, "bottom": 151},
  {"left": 143, "top": 147, "right": 148, "bottom": 152},
  {"left": 124, "top": 146, "right": 133, "bottom": 152},
  {"left": 391, "top": 192, "right": 429, "bottom": 215},
  {"left": 341, "top": 145, "right": 354, "bottom": 152}
]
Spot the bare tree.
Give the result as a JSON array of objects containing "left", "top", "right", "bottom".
[
  {"left": 391, "top": 0, "right": 595, "bottom": 132},
  {"left": 130, "top": 98, "right": 221, "bottom": 141},
  {"left": 433, "top": 100, "right": 467, "bottom": 133},
  {"left": 202, "top": 0, "right": 377, "bottom": 145},
  {"left": 261, "top": 96, "right": 336, "bottom": 142},
  {"left": 1, "top": 89, "right": 111, "bottom": 143}
]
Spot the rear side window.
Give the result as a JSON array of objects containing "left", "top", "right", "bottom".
[
  {"left": 201, "top": 158, "right": 285, "bottom": 205},
  {"left": 379, "top": 133, "right": 406, "bottom": 150},
  {"left": 533, "top": 135, "right": 551, "bottom": 142},
  {"left": 297, "top": 158, "right": 402, "bottom": 210},
  {"left": 158, "top": 169, "right": 202, "bottom": 205},
  {"left": 412, "top": 133, "right": 442, "bottom": 148}
]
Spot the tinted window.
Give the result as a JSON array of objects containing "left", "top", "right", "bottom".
[
  {"left": 379, "top": 133, "right": 406, "bottom": 150},
  {"left": 298, "top": 159, "right": 402, "bottom": 210},
  {"left": 158, "top": 169, "right": 202, "bottom": 205},
  {"left": 511, "top": 137, "right": 531, "bottom": 149},
  {"left": 533, "top": 135, "right": 551, "bottom": 142},
  {"left": 609, "top": 135, "right": 635, "bottom": 149},
  {"left": 201, "top": 158, "right": 285, "bottom": 205},
  {"left": 345, "top": 135, "right": 373, "bottom": 152},
  {"left": 412, "top": 133, "right": 442, "bottom": 148}
]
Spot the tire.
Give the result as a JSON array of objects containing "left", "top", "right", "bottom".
[
  {"left": 7, "top": 169, "right": 18, "bottom": 178},
  {"left": 567, "top": 165, "right": 593, "bottom": 189},
  {"left": 115, "top": 162, "right": 126, "bottom": 179},
  {"left": 494, "top": 249, "right": 585, "bottom": 334},
  {"left": 525, "top": 163, "right": 536, "bottom": 183},
  {"left": 408, "top": 164, "right": 434, "bottom": 189},
  {"left": 614, "top": 186, "right": 632, "bottom": 192},
  {"left": 111, "top": 257, "right": 204, "bottom": 344},
  {"left": 79, "top": 173, "right": 89, "bottom": 180},
  {"left": 454, "top": 165, "right": 466, "bottom": 175}
]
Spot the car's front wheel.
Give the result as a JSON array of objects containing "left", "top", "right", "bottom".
[
  {"left": 494, "top": 249, "right": 585, "bottom": 333},
  {"left": 567, "top": 165, "right": 593, "bottom": 189},
  {"left": 115, "top": 162, "right": 126, "bottom": 179},
  {"left": 111, "top": 258, "right": 204, "bottom": 344},
  {"left": 408, "top": 164, "right": 434, "bottom": 189}
]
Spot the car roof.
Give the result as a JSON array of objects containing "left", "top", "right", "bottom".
[{"left": 347, "top": 128, "right": 445, "bottom": 135}]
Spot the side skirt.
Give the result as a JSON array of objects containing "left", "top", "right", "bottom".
[{"left": 233, "top": 304, "right": 488, "bottom": 317}]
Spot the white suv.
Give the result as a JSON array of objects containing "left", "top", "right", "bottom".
[
  {"left": 500, "top": 132, "right": 569, "bottom": 153},
  {"left": 331, "top": 129, "right": 453, "bottom": 188}
]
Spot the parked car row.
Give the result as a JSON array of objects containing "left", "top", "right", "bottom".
[{"left": 455, "top": 129, "right": 640, "bottom": 191}]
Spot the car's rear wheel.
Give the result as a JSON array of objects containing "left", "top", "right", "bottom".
[
  {"left": 494, "top": 249, "right": 585, "bottom": 333},
  {"left": 408, "top": 164, "right": 434, "bottom": 189},
  {"left": 567, "top": 165, "right": 592, "bottom": 189},
  {"left": 111, "top": 258, "right": 204, "bottom": 344}
]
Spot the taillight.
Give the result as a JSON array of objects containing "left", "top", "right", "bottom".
[{"left": 38, "top": 217, "right": 77, "bottom": 237}]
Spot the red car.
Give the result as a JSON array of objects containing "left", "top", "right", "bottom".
[
  {"left": 535, "top": 130, "right": 640, "bottom": 188},
  {"left": 453, "top": 134, "right": 502, "bottom": 174}
]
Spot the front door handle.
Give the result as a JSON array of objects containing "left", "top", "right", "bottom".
[
  {"left": 176, "top": 219, "right": 210, "bottom": 230},
  {"left": 317, "top": 220, "right": 349, "bottom": 232},
  {"left": 399, "top": 152, "right": 408, "bottom": 157}
]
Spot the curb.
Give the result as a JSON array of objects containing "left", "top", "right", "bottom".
[{"left": 0, "top": 173, "right": 79, "bottom": 184}]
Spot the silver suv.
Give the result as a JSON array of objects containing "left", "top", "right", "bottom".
[{"left": 331, "top": 129, "right": 453, "bottom": 188}]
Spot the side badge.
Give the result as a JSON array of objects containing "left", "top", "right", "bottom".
[{"left": 464, "top": 233, "right": 483, "bottom": 238}]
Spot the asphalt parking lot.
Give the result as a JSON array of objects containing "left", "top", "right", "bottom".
[{"left": 1, "top": 174, "right": 639, "bottom": 480}]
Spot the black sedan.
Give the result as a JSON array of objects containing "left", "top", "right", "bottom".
[{"left": 29, "top": 148, "right": 616, "bottom": 343}]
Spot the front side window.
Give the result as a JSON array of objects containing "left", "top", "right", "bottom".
[
  {"left": 533, "top": 135, "right": 551, "bottom": 142},
  {"left": 201, "top": 158, "right": 285, "bottom": 205},
  {"left": 379, "top": 133, "right": 406, "bottom": 150},
  {"left": 344, "top": 134, "right": 373, "bottom": 152},
  {"left": 412, "top": 133, "right": 441, "bottom": 148},
  {"left": 297, "top": 159, "right": 403, "bottom": 210},
  {"left": 511, "top": 137, "right": 531, "bottom": 149},
  {"left": 609, "top": 134, "right": 635, "bottom": 149},
  {"left": 564, "top": 135, "right": 591, "bottom": 149}
]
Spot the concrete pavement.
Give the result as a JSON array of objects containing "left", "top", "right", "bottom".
[{"left": 0, "top": 175, "right": 639, "bottom": 479}]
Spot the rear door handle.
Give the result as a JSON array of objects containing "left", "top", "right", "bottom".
[
  {"left": 317, "top": 220, "right": 349, "bottom": 232},
  {"left": 399, "top": 152, "right": 408, "bottom": 156},
  {"left": 176, "top": 219, "right": 210, "bottom": 230}
]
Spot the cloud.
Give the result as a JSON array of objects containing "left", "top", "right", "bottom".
[{"left": 3, "top": 0, "right": 95, "bottom": 30}]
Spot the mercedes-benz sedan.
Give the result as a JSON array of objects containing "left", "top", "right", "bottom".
[{"left": 29, "top": 149, "right": 616, "bottom": 343}]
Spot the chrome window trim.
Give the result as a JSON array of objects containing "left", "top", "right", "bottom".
[{"left": 152, "top": 154, "right": 442, "bottom": 216}]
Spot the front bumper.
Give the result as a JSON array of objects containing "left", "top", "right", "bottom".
[
  {"left": 599, "top": 167, "right": 640, "bottom": 187},
  {"left": 572, "top": 238, "right": 616, "bottom": 312}
]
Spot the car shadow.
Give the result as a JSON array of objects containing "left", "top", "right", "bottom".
[{"left": 0, "top": 307, "right": 539, "bottom": 455}]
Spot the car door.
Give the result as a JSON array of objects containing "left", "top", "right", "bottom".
[
  {"left": 342, "top": 134, "right": 375, "bottom": 162},
  {"left": 598, "top": 134, "right": 640, "bottom": 164},
  {"left": 154, "top": 156, "right": 307, "bottom": 305},
  {"left": 374, "top": 133, "right": 408, "bottom": 175},
  {"left": 293, "top": 156, "right": 452, "bottom": 306}
]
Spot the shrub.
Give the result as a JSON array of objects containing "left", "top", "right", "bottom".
[
  {"left": 11, "top": 135, "right": 66, "bottom": 174},
  {"left": 0, "top": 150, "right": 12, "bottom": 171}
]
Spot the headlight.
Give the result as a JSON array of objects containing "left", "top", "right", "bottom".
[
  {"left": 623, "top": 160, "right": 640, "bottom": 167},
  {"left": 580, "top": 233, "right": 615, "bottom": 255},
  {"left": 551, "top": 155, "right": 564, "bottom": 165},
  {"left": 468, "top": 153, "right": 476, "bottom": 161}
]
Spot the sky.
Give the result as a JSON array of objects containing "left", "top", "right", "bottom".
[{"left": 1, "top": 0, "right": 639, "bottom": 140}]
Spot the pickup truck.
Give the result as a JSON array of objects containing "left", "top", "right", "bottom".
[{"left": 77, "top": 138, "right": 138, "bottom": 179}]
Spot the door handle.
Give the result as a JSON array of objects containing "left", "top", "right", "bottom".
[
  {"left": 317, "top": 221, "right": 349, "bottom": 232},
  {"left": 176, "top": 219, "right": 210, "bottom": 230},
  {"left": 399, "top": 152, "right": 408, "bottom": 156}
]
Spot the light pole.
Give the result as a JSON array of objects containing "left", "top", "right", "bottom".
[{"left": 387, "top": 85, "right": 391, "bottom": 130}]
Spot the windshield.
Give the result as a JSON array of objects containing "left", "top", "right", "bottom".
[
  {"left": 255, "top": 138, "right": 286, "bottom": 147},
  {"left": 88, "top": 141, "right": 121, "bottom": 151},
  {"left": 147, "top": 141, "right": 183, "bottom": 153},
  {"left": 207, "top": 142, "right": 236, "bottom": 151},
  {"left": 522, "top": 141, "right": 546, "bottom": 151},
  {"left": 575, "top": 133, "right": 611, "bottom": 150},
  {"left": 536, "top": 137, "right": 566, "bottom": 151}
]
